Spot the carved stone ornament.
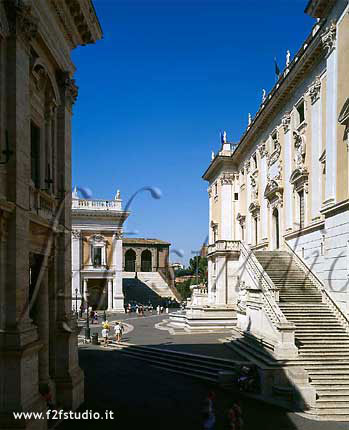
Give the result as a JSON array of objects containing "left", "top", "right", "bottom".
[
  {"left": 236, "top": 212, "right": 246, "bottom": 226},
  {"left": 114, "top": 229, "right": 123, "bottom": 240},
  {"left": 282, "top": 112, "right": 291, "bottom": 133},
  {"left": 309, "top": 77, "right": 321, "bottom": 104},
  {"left": 293, "top": 131, "right": 306, "bottom": 169},
  {"left": 258, "top": 143, "right": 268, "bottom": 158},
  {"left": 290, "top": 167, "right": 309, "bottom": 194},
  {"left": 264, "top": 178, "right": 283, "bottom": 208},
  {"left": 244, "top": 160, "right": 251, "bottom": 174},
  {"left": 250, "top": 174, "right": 258, "bottom": 200},
  {"left": 248, "top": 201, "right": 260, "bottom": 217},
  {"left": 322, "top": 22, "right": 336, "bottom": 55},
  {"left": 57, "top": 71, "right": 78, "bottom": 105},
  {"left": 207, "top": 186, "right": 212, "bottom": 198},
  {"left": 72, "top": 230, "right": 81, "bottom": 240},
  {"left": 268, "top": 140, "right": 281, "bottom": 167},
  {"left": 4, "top": 0, "right": 39, "bottom": 42},
  {"left": 220, "top": 173, "right": 235, "bottom": 185},
  {"left": 91, "top": 234, "right": 105, "bottom": 243}
]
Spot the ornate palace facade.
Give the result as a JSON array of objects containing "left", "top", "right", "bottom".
[
  {"left": 0, "top": 1, "right": 102, "bottom": 429},
  {"left": 204, "top": 0, "right": 349, "bottom": 317},
  {"left": 71, "top": 189, "right": 129, "bottom": 312}
]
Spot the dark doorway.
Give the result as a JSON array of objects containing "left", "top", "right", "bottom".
[
  {"left": 273, "top": 208, "right": 280, "bottom": 249},
  {"left": 125, "top": 249, "right": 136, "bottom": 272},
  {"left": 141, "top": 249, "right": 152, "bottom": 272}
]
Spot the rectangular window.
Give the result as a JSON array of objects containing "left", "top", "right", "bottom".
[
  {"left": 297, "top": 101, "right": 305, "bottom": 125},
  {"left": 254, "top": 217, "right": 258, "bottom": 245},
  {"left": 215, "top": 182, "right": 218, "bottom": 196},
  {"left": 234, "top": 193, "right": 239, "bottom": 201},
  {"left": 92, "top": 247, "right": 102, "bottom": 266},
  {"left": 31, "top": 122, "right": 40, "bottom": 188},
  {"left": 253, "top": 153, "right": 258, "bottom": 169},
  {"left": 299, "top": 190, "right": 305, "bottom": 229}
]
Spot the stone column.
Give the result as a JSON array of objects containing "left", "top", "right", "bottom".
[
  {"left": 107, "top": 279, "right": 113, "bottom": 311},
  {"left": 83, "top": 278, "right": 88, "bottom": 302},
  {"left": 323, "top": 24, "right": 338, "bottom": 205},
  {"left": 112, "top": 232, "right": 124, "bottom": 311},
  {"left": 216, "top": 254, "right": 227, "bottom": 305},
  {"left": 310, "top": 78, "right": 322, "bottom": 220},
  {"left": 220, "top": 174, "right": 233, "bottom": 240},
  {"left": 260, "top": 152, "right": 268, "bottom": 240},
  {"left": 207, "top": 258, "right": 214, "bottom": 305},
  {"left": 283, "top": 114, "right": 293, "bottom": 231},
  {"left": 36, "top": 264, "right": 52, "bottom": 386},
  {"left": 72, "top": 230, "right": 81, "bottom": 310},
  {"left": 245, "top": 162, "right": 252, "bottom": 244},
  {"left": 53, "top": 71, "right": 84, "bottom": 411}
]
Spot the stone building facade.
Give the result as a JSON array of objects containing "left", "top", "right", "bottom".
[
  {"left": 0, "top": 1, "right": 102, "bottom": 429},
  {"left": 123, "top": 238, "right": 170, "bottom": 273},
  {"left": 204, "top": 0, "right": 349, "bottom": 316},
  {"left": 72, "top": 189, "right": 129, "bottom": 312}
]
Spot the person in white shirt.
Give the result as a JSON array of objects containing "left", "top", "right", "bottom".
[
  {"left": 101, "top": 327, "right": 109, "bottom": 347},
  {"left": 114, "top": 322, "right": 121, "bottom": 343}
]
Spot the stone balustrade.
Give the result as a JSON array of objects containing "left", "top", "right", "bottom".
[
  {"left": 29, "top": 186, "right": 56, "bottom": 221},
  {"left": 208, "top": 240, "right": 240, "bottom": 254},
  {"left": 72, "top": 198, "right": 122, "bottom": 211}
]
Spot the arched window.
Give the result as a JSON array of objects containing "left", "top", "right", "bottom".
[
  {"left": 141, "top": 249, "right": 152, "bottom": 272},
  {"left": 125, "top": 249, "right": 136, "bottom": 272}
]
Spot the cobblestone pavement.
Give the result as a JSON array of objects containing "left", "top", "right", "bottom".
[{"left": 62, "top": 312, "right": 348, "bottom": 430}]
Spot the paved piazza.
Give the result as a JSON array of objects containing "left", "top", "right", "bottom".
[{"left": 56, "top": 312, "right": 349, "bottom": 430}]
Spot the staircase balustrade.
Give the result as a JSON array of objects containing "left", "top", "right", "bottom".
[{"left": 285, "top": 241, "right": 349, "bottom": 333}]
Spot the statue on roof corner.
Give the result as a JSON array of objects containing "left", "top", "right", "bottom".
[
  {"left": 286, "top": 49, "right": 291, "bottom": 67},
  {"left": 115, "top": 189, "right": 121, "bottom": 200}
]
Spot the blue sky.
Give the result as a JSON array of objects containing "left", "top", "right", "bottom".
[{"left": 72, "top": 0, "right": 315, "bottom": 265}]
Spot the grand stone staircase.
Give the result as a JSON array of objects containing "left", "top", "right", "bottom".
[
  {"left": 254, "top": 251, "right": 349, "bottom": 420},
  {"left": 122, "top": 271, "right": 177, "bottom": 304}
]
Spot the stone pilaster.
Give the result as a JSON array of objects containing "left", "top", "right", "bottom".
[{"left": 112, "top": 231, "right": 124, "bottom": 311}]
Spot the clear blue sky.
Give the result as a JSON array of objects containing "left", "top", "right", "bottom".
[{"left": 72, "top": 0, "right": 315, "bottom": 265}]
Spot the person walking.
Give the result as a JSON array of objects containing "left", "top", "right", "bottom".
[
  {"left": 119, "top": 322, "right": 124, "bottom": 342},
  {"left": 114, "top": 322, "right": 121, "bottom": 343},
  {"left": 102, "top": 325, "right": 109, "bottom": 347}
]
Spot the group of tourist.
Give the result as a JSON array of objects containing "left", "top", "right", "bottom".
[
  {"left": 202, "top": 391, "right": 243, "bottom": 430},
  {"left": 124, "top": 303, "right": 170, "bottom": 315},
  {"left": 101, "top": 321, "right": 124, "bottom": 347}
]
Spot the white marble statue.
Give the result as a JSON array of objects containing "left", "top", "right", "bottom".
[
  {"left": 262, "top": 89, "right": 266, "bottom": 103},
  {"left": 286, "top": 49, "right": 291, "bottom": 67},
  {"left": 115, "top": 189, "right": 121, "bottom": 200},
  {"left": 211, "top": 151, "right": 215, "bottom": 160},
  {"left": 248, "top": 113, "right": 252, "bottom": 126}
]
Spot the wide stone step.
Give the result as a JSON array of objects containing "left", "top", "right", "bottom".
[
  {"left": 298, "top": 340, "right": 349, "bottom": 345},
  {"left": 293, "top": 323, "right": 342, "bottom": 327},
  {"left": 313, "top": 380, "right": 349, "bottom": 386},
  {"left": 299, "top": 346, "right": 349, "bottom": 351},
  {"left": 299, "top": 351, "right": 349, "bottom": 357},
  {"left": 317, "top": 389, "right": 349, "bottom": 395}
]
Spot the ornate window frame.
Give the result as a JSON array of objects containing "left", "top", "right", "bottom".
[{"left": 88, "top": 234, "right": 108, "bottom": 267}]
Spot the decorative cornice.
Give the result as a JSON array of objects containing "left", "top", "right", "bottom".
[
  {"left": 321, "top": 22, "right": 336, "bottom": 56},
  {"left": 282, "top": 112, "right": 291, "bottom": 133},
  {"left": 4, "top": 0, "right": 38, "bottom": 42},
  {"left": 309, "top": 76, "right": 321, "bottom": 104}
]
